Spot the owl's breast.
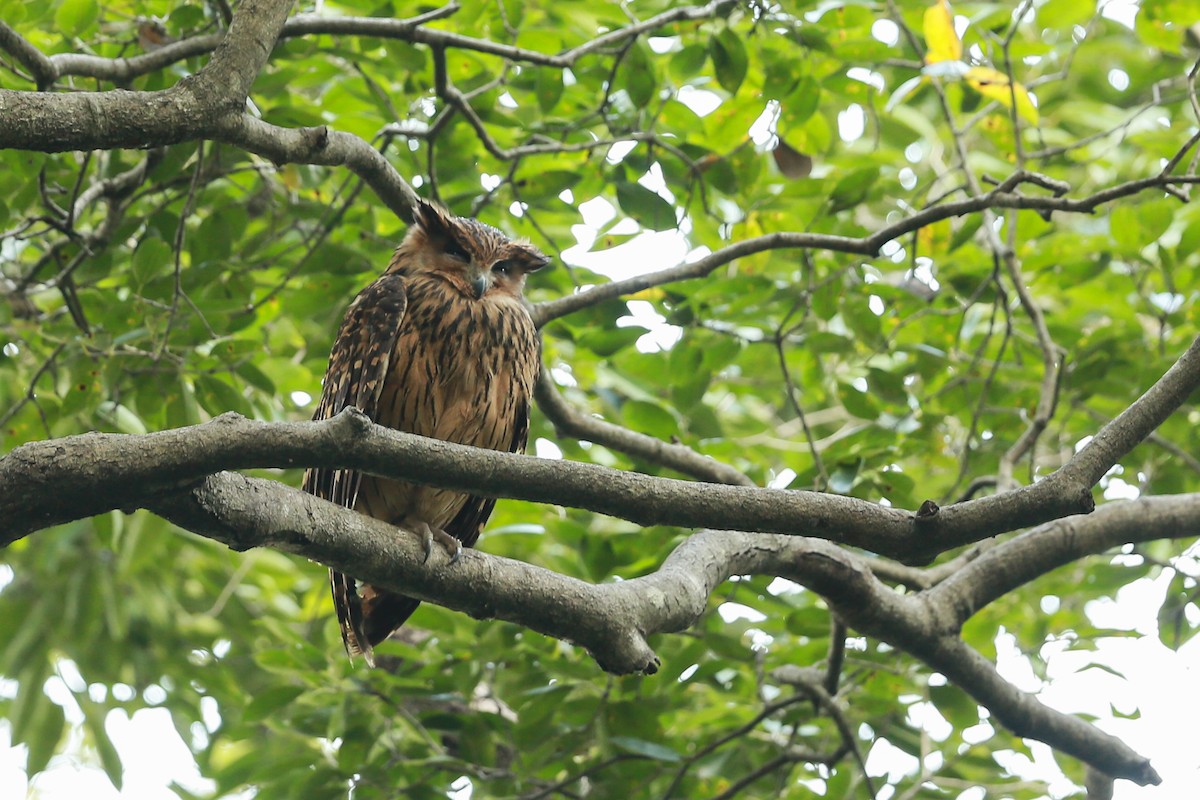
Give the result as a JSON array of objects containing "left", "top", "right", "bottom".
[
  {"left": 358, "top": 280, "right": 537, "bottom": 528},
  {"left": 378, "top": 279, "right": 538, "bottom": 451}
]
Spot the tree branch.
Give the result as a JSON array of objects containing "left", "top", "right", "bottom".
[
  {"left": 2, "top": 329, "right": 1197, "bottom": 561},
  {"left": 0, "top": 0, "right": 293, "bottom": 150},
  {"left": 0, "top": 21, "right": 57, "bottom": 88},
  {"left": 0, "top": 410, "right": 906, "bottom": 553},
  {"left": 929, "top": 495, "right": 1200, "bottom": 624},
  {"left": 210, "top": 116, "right": 419, "bottom": 221},
  {"left": 529, "top": 173, "right": 1200, "bottom": 327},
  {"left": 1, "top": 2, "right": 731, "bottom": 86},
  {"left": 136, "top": 471, "right": 1170, "bottom": 786},
  {"left": 535, "top": 368, "right": 755, "bottom": 487}
]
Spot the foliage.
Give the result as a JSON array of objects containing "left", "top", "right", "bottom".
[{"left": 2, "top": 0, "right": 1199, "bottom": 798}]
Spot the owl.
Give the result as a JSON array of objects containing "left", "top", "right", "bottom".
[{"left": 303, "top": 200, "right": 549, "bottom": 665}]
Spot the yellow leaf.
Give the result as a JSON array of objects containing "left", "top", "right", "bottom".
[
  {"left": 280, "top": 165, "right": 301, "bottom": 191},
  {"left": 923, "top": 0, "right": 962, "bottom": 64},
  {"left": 965, "top": 66, "right": 1039, "bottom": 125},
  {"left": 628, "top": 288, "right": 666, "bottom": 301},
  {"left": 917, "top": 216, "right": 952, "bottom": 255}
]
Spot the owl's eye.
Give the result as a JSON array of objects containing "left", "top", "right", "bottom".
[
  {"left": 492, "top": 259, "right": 515, "bottom": 275},
  {"left": 443, "top": 238, "right": 470, "bottom": 262}
]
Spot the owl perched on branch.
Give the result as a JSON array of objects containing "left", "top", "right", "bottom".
[{"left": 303, "top": 200, "right": 548, "bottom": 665}]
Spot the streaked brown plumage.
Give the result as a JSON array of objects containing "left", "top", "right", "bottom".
[{"left": 303, "top": 199, "right": 547, "bottom": 665}]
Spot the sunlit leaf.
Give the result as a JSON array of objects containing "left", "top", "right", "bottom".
[
  {"left": 923, "top": 0, "right": 962, "bottom": 63},
  {"left": 965, "top": 66, "right": 1039, "bottom": 124}
]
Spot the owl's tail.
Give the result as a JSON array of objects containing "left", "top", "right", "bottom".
[{"left": 330, "top": 570, "right": 422, "bottom": 666}]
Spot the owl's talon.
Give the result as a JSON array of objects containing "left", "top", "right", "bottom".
[
  {"left": 421, "top": 528, "right": 434, "bottom": 564},
  {"left": 406, "top": 519, "right": 462, "bottom": 564},
  {"left": 437, "top": 528, "right": 463, "bottom": 564}
]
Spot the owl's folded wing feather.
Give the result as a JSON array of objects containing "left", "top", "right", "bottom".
[
  {"left": 302, "top": 272, "right": 408, "bottom": 664},
  {"left": 303, "top": 272, "right": 408, "bottom": 506}
]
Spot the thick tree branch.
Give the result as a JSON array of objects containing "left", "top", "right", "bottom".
[
  {"left": 0, "top": 1, "right": 419, "bottom": 222},
  {"left": 930, "top": 495, "right": 1200, "bottom": 624},
  {"left": 146, "top": 470, "right": 666, "bottom": 674},
  {"left": 1, "top": 2, "right": 730, "bottom": 86},
  {"left": 134, "top": 471, "right": 1171, "bottom": 785},
  {"left": 0, "top": 410, "right": 904, "bottom": 553},
  {"left": 2, "top": 329, "right": 1196, "bottom": 560},
  {"left": 209, "top": 116, "right": 419, "bottom": 221},
  {"left": 0, "top": 0, "right": 292, "bottom": 150},
  {"left": 0, "top": 5, "right": 456, "bottom": 87}
]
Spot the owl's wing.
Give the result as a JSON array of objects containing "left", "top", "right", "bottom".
[
  {"left": 444, "top": 393, "right": 531, "bottom": 549},
  {"left": 302, "top": 272, "right": 408, "bottom": 507},
  {"left": 302, "top": 273, "right": 407, "bottom": 666}
]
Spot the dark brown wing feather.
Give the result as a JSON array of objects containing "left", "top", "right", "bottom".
[{"left": 302, "top": 273, "right": 408, "bottom": 663}]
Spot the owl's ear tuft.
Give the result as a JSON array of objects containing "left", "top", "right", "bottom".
[
  {"left": 413, "top": 200, "right": 473, "bottom": 262},
  {"left": 526, "top": 252, "right": 551, "bottom": 272},
  {"left": 412, "top": 199, "right": 454, "bottom": 240}
]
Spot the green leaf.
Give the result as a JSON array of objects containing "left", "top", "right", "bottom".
[
  {"left": 779, "top": 77, "right": 820, "bottom": 130},
  {"left": 194, "top": 375, "right": 252, "bottom": 417},
  {"left": 581, "top": 535, "right": 617, "bottom": 581},
  {"left": 245, "top": 686, "right": 306, "bottom": 722},
  {"left": 131, "top": 238, "right": 174, "bottom": 288},
  {"left": 236, "top": 361, "right": 277, "bottom": 395},
  {"left": 536, "top": 68, "right": 564, "bottom": 113},
  {"left": 55, "top": 0, "right": 98, "bottom": 37},
  {"left": 621, "top": 400, "right": 678, "bottom": 439},
  {"left": 79, "top": 696, "right": 123, "bottom": 789},
  {"left": 96, "top": 401, "right": 147, "bottom": 435},
  {"left": 520, "top": 169, "right": 581, "bottom": 202},
  {"left": 616, "top": 182, "right": 676, "bottom": 230},
  {"left": 577, "top": 327, "right": 643, "bottom": 356},
  {"left": 668, "top": 44, "right": 708, "bottom": 81},
  {"left": 828, "top": 463, "right": 860, "bottom": 494},
  {"left": 930, "top": 683, "right": 980, "bottom": 729},
  {"left": 1157, "top": 570, "right": 1199, "bottom": 651},
  {"left": 1038, "top": 0, "right": 1096, "bottom": 28},
  {"left": 620, "top": 41, "right": 657, "bottom": 108},
  {"left": 193, "top": 208, "right": 242, "bottom": 265},
  {"left": 1111, "top": 198, "right": 1174, "bottom": 252},
  {"left": 827, "top": 166, "right": 880, "bottom": 213},
  {"left": 709, "top": 28, "right": 748, "bottom": 95},
  {"left": 838, "top": 380, "right": 880, "bottom": 419},
  {"left": 610, "top": 736, "right": 681, "bottom": 762},
  {"left": 0, "top": 0, "right": 26, "bottom": 24},
  {"left": 22, "top": 696, "right": 65, "bottom": 779}
]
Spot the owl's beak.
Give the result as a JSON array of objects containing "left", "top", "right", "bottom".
[{"left": 470, "top": 270, "right": 490, "bottom": 299}]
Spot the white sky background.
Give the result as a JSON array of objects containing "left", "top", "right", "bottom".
[{"left": 5, "top": 1, "right": 1199, "bottom": 798}]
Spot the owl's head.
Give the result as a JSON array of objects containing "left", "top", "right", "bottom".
[{"left": 398, "top": 199, "right": 550, "bottom": 301}]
